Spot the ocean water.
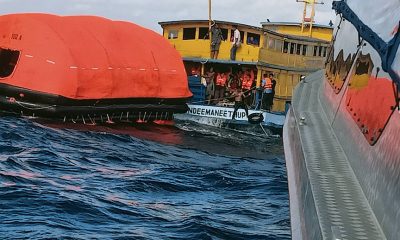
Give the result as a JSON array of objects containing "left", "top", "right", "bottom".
[{"left": 0, "top": 116, "right": 290, "bottom": 239}]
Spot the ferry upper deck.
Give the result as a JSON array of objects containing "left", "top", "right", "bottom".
[{"left": 159, "top": 20, "right": 263, "bottom": 64}]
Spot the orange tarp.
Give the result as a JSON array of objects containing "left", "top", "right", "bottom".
[{"left": 0, "top": 13, "right": 192, "bottom": 99}]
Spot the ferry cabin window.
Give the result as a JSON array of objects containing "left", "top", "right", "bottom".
[
  {"left": 283, "top": 41, "right": 289, "bottom": 53},
  {"left": 220, "top": 28, "right": 228, "bottom": 41},
  {"left": 0, "top": 48, "right": 20, "bottom": 78},
  {"left": 247, "top": 32, "right": 260, "bottom": 46},
  {"left": 275, "top": 40, "right": 283, "bottom": 52},
  {"left": 296, "top": 44, "right": 302, "bottom": 55},
  {"left": 230, "top": 29, "right": 244, "bottom": 43},
  {"left": 302, "top": 45, "right": 307, "bottom": 56},
  {"left": 199, "top": 27, "right": 209, "bottom": 39},
  {"left": 319, "top": 46, "right": 323, "bottom": 57},
  {"left": 323, "top": 47, "right": 327, "bottom": 57},
  {"left": 183, "top": 28, "right": 196, "bottom": 40},
  {"left": 290, "top": 42, "right": 296, "bottom": 54},
  {"left": 313, "top": 46, "right": 318, "bottom": 56},
  {"left": 168, "top": 30, "right": 178, "bottom": 39},
  {"left": 268, "top": 38, "right": 275, "bottom": 49}
]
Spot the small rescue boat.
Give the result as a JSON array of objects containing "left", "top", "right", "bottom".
[{"left": 0, "top": 13, "right": 192, "bottom": 124}]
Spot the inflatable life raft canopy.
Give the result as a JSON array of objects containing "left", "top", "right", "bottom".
[{"left": 0, "top": 13, "right": 192, "bottom": 121}]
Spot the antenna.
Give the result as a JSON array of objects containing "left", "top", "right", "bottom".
[{"left": 296, "top": 0, "right": 324, "bottom": 37}]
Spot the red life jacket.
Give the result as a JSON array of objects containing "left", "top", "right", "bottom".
[
  {"left": 216, "top": 74, "right": 227, "bottom": 86},
  {"left": 264, "top": 78, "right": 273, "bottom": 90},
  {"left": 242, "top": 76, "right": 253, "bottom": 90}
]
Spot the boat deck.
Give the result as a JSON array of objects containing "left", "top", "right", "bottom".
[{"left": 286, "top": 71, "right": 385, "bottom": 239}]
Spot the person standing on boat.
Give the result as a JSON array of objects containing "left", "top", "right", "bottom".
[
  {"left": 270, "top": 74, "right": 277, "bottom": 110},
  {"left": 261, "top": 73, "right": 273, "bottom": 111},
  {"left": 241, "top": 71, "right": 254, "bottom": 106},
  {"left": 230, "top": 25, "right": 241, "bottom": 60},
  {"left": 209, "top": 21, "right": 224, "bottom": 59},
  {"left": 214, "top": 72, "right": 227, "bottom": 104},
  {"left": 231, "top": 88, "right": 249, "bottom": 120},
  {"left": 203, "top": 67, "right": 216, "bottom": 104}
]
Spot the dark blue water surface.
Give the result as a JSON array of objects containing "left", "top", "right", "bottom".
[{"left": 0, "top": 116, "right": 290, "bottom": 239}]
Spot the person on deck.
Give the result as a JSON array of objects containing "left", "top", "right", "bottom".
[
  {"left": 203, "top": 67, "right": 215, "bottom": 105},
  {"left": 261, "top": 73, "right": 273, "bottom": 111},
  {"left": 209, "top": 21, "right": 224, "bottom": 59},
  {"left": 230, "top": 25, "right": 241, "bottom": 61},
  {"left": 270, "top": 73, "right": 277, "bottom": 110},
  {"left": 242, "top": 70, "right": 256, "bottom": 105},
  {"left": 214, "top": 72, "right": 227, "bottom": 104},
  {"left": 227, "top": 73, "right": 236, "bottom": 93},
  {"left": 231, "top": 88, "right": 249, "bottom": 120}
]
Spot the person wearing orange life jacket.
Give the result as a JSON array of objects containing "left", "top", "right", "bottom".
[
  {"left": 241, "top": 75, "right": 253, "bottom": 90},
  {"left": 261, "top": 73, "right": 274, "bottom": 111},
  {"left": 242, "top": 71, "right": 256, "bottom": 106},
  {"left": 227, "top": 73, "right": 239, "bottom": 93},
  {"left": 214, "top": 72, "right": 227, "bottom": 104}
]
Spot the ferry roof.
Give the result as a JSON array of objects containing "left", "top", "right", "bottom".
[
  {"left": 159, "top": 20, "right": 330, "bottom": 43},
  {"left": 261, "top": 21, "right": 333, "bottom": 29},
  {"left": 183, "top": 57, "right": 257, "bottom": 66},
  {"left": 264, "top": 28, "right": 331, "bottom": 44},
  {"left": 159, "top": 20, "right": 263, "bottom": 31},
  {"left": 257, "top": 61, "right": 322, "bottom": 73}
]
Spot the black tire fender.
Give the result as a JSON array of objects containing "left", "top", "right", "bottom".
[{"left": 248, "top": 112, "right": 264, "bottom": 124}]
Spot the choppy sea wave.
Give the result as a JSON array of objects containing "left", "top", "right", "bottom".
[{"left": 0, "top": 116, "right": 290, "bottom": 239}]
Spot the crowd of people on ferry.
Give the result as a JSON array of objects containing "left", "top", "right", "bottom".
[
  {"left": 189, "top": 21, "right": 277, "bottom": 114},
  {"left": 190, "top": 67, "right": 277, "bottom": 112}
]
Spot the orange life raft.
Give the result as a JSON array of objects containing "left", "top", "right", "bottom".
[{"left": 0, "top": 13, "right": 192, "bottom": 122}]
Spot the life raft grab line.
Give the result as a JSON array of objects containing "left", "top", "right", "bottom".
[{"left": 332, "top": 1, "right": 400, "bottom": 86}]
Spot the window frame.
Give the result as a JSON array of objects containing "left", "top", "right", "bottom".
[
  {"left": 168, "top": 29, "right": 179, "bottom": 39},
  {"left": 198, "top": 27, "right": 209, "bottom": 40},
  {"left": 183, "top": 27, "right": 196, "bottom": 40}
]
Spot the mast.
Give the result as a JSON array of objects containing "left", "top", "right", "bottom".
[
  {"left": 206, "top": 0, "right": 212, "bottom": 62},
  {"left": 296, "top": 0, "right": 324, "bottom": 37},
  {"left": 208, "top": 0, "right": 212, "bottom": 30}
]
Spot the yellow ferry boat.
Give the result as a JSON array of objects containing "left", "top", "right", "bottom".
[
  {"left": 160, "top": 20, "right": 331, "bottom": 111},
  {"left": 159, "top": 0, "right": 333, "bottom": 133}
]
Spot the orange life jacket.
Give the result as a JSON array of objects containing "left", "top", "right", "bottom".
[
  {"left": 264, "top": 78, "right": 273, "bottom": 90},
  {"left": 242, "top": 77, "right": 253, "bottom": 90},
  {"left": 216, "top": 74, "right": 227, "bottom": 86}
]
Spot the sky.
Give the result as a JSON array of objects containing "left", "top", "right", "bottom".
[{"left": 0, "top": 0, "right": 336, "bottom": 33}]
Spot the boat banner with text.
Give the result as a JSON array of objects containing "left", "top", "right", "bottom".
[{"left": 186, "top": 104, "right": 285, "bottom": 125}]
